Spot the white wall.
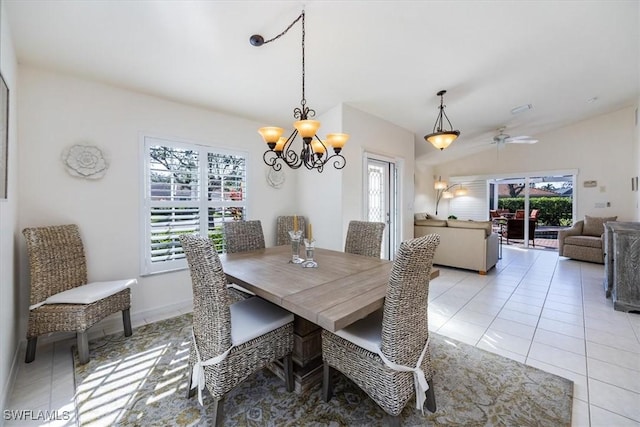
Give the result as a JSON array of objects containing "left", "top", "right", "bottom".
[
  {"left": 341, "top": 105, "right": 415, "bottom": 244},
  {"left": 417, "top": 106, "right": 638, "bottom": 222},
  {"left": 16, "top": 66, "right": 296, "bottom": 335},
  {"left": 297, "top": 104, "right": 343, "bottom": 250},
  {"left": 0, "top": 0, "right": 20, "bottom": 411},
  {"left": 296, "top": 104, "right": 416, "bottom": 253}
]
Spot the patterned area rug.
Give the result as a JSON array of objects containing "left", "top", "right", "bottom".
[{"left": 73, "top": 314, "right": 573, "bottom": 426}]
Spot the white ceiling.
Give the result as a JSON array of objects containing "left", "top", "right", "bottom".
[{"left": 4, "top": 1, "right": 639, "bottom": 165}]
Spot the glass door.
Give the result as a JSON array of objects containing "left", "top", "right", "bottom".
[{"left": 365, "top": 156, "right": 397, "bottom": 260}]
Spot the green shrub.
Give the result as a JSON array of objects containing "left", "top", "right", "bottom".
[{"left": 498, "top": 197, "right": 572, "bottom": 226}]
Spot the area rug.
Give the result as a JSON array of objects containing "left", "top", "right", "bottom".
[{"left": 73, "top": 314, "right": 573, "bottom": 426}]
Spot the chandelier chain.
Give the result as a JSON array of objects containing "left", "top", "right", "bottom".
[
  {"left": 301, "top": 11, "right": 306, "bottom": 106},
  {"left": 261, "top": 12, "right": 304, "bottom": 45}
]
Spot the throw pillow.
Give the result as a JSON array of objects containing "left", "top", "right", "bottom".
[
  {"left": 583, "top": 215, "right": 617, "bottom": 237},
  {"left": 414, "top": 212, "right": 428, "bottom": 221}
]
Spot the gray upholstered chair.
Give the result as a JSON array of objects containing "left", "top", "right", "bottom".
[
  {"left": 558, "top": 215, "right": 617, "bottom": 264},
  {"left": 344, "top": 220, "right": 386, "bottom": 258},
  {"left": 179, "top": 234, "right": 294, "bottom": 425},
  {"left": 222, "top": 220, "right": 266, "bottom": 301},
  {"left": 322, "top": 234, "right": 440, "bottom": 423},
  {"left": 22, "top": 224, "right": 134, "bottom": 364},
  {"left": 276, "top": 215, "right": 307, "bottom": 246}
]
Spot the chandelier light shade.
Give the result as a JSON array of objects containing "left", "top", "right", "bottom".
[
  {"left": 424, "top": 90, "right": 461, "bottom": 151},
  {"left": 252, "top": 11, "right": 349, "bottom": 172},
  {"left": 434, "top": 177, "right": 467, "bottom": 215}
]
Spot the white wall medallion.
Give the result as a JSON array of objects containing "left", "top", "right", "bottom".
[
  {"left": 266, "top": 167, "right": 285, "bottom": 189},
  {"left": 62, "top": 144, "right": 109, "bottom": 179}
]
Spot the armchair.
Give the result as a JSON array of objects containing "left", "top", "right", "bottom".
[{"left": 558, "top": 215, "right": 617, "bottom": 264}]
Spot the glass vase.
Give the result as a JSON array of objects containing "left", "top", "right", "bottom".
[
  {"left": 302, "top": 238, "right": 318, "bottom": 268},
  {"left": 288, "top": 230, "right": 303, "bottom": 264}
]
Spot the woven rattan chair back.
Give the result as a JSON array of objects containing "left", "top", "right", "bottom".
[
  {"left": 276, "top": 215, "right": 307, "bottom": 246},
  {"left": 179, "top": 234, "right": 232, "bottom": 361},
  {"left": 223, "top": 220, "right": 265, "bottom": 254},
  {"left": 381, "top": 233, "right": 440, "bottom": 366},
  {"left": 23, "top": 224, "right": 88, "bottom": 305},
  {"left": 344, "top": 220, "right": 386, "bottom": 258}
]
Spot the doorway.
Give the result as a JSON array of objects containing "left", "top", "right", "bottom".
[
  {"left": 364, "top": 155, "right": 398, "bottom": 260},
  {"left": 488, "top": 173, "right": 575, "bottom": 248}
]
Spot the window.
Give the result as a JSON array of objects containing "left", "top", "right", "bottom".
[{"left": 141, "top": 135, "right": 247, "bottom": 275}]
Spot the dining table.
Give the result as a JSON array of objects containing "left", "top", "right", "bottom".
[{"left": 219, "top": 244, "right": 440, "bottom": 392}]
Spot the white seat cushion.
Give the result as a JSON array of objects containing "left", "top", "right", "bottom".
[
  {"left": 44, "top": 279, "right": 136, "bottom": 305},
  {"left": 334, "top": 309, "right": 383, "bottom": 353},
  {"left": 230, "top": 297, "right": 294, "bottom": 346}
]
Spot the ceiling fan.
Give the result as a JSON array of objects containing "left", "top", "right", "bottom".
[{"left": 492, "top": 127, "right": 538, "bottom": 145}]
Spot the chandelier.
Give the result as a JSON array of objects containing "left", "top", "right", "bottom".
[
  {"left": 424, "top": 90, "right": 460, "bottom": 151},
  {"left": 251, "top": 11, "right": 349, "bottom": 172},
  {"left": 434, "top": 176, "right": 467, "bottom": 215}
]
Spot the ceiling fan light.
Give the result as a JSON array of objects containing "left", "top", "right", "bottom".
[{"left": 425, "top": 131, "right": 460, "bottom": 150}]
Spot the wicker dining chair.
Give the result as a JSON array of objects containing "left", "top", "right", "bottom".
[
  {"left": 22, "top": 224, "right": 134, "bottom": 365},
  {"left": 222, "top": 220, "right": 266, "bottom": 302},
  {"left": 179, "top": 234, "right": 294, "bottom": 425},
  {"left": 344, "top": 220, "right": 386, "bottom": 258},
  {"left": 322, "top": 233, "right": 440, "bottom": 424},
  {"left": 223, "top": 220, "right": 266, "bottom": 253},
  {"left": 275, "top": 215, "right": 307, "bottom": 246}
]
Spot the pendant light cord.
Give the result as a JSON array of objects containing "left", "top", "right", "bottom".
[{"left": 259, "top": 11, "right": 307, "bottom": 107}]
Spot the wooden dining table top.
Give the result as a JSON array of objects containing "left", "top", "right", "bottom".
[{"left": 220, "top": 245, "right": 439, "bottom": 332}]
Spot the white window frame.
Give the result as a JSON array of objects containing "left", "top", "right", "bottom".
[{"left": 140, "top": 134, "right": 248, "bottom": 275}]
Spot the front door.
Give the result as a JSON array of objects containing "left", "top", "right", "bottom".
[{"left": 365, "top": 156, "right": 397, "bottom": 260}]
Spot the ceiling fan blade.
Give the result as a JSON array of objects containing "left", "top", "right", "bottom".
[{"left": 505, "top": 136, "right": 538, "bottom": 144}]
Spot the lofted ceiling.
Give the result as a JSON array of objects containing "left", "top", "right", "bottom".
[{"left": 4, "top": 0, "right": 639, "bottom": 165}]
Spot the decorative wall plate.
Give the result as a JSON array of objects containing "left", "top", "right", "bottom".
[
  {"left": 62, "top": 144, "right": 109, "bottom": 179},
  {"left": 266, "top": 167, "right": 285, "bottom": 189}
]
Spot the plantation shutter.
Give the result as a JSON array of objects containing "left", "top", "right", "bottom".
[
  {"left": 448, "top": 180, "right": 488, "bottom": 221},
  {"left": 142, "top": 136, "right": 247, "bottom": 275}
]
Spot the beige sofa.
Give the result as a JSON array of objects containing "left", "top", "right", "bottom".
[{"left": 414, "top": 215, "right": 499, "bottom": 274}]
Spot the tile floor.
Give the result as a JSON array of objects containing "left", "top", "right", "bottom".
[{"left": 3, "top": 245, "right": 640, "bottom": 426}]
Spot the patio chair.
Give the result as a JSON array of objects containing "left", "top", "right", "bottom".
[
  {"left": 179, "top": 234, "right": 294, "bottom": 425},
  {"left": 322, "top": 233, "right": 440, "bottom": 423},
  {"left": 504, "top": 218, "right": 537, "bottom": 246},
  {"left": 22, "top": 224, "right": 134, "bottom": 364},
  {"left": 344, "top": 220, "right": 386, "bottom": 258}
]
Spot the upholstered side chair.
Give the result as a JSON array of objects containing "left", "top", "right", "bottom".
[
  {"left": 22, "top": 224, "right": 134, "bottom": 365},
  {"left": 322, "top": 233, "right": 440, "bottom": 424},
  {"left": 179, "top": 234, "right": 294, "bottom": 425},
  {"left": 344, "top": 220, "right": 386, "bottom": 258},
  {"left": 222, "top": 220, "right": 266, "bottom": 301},
  {"left": 275, "top": 215, "right": 307, "bottom": 246},
  {"left": 558, "top": 215, "right": 616, "bottom": 264}
]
